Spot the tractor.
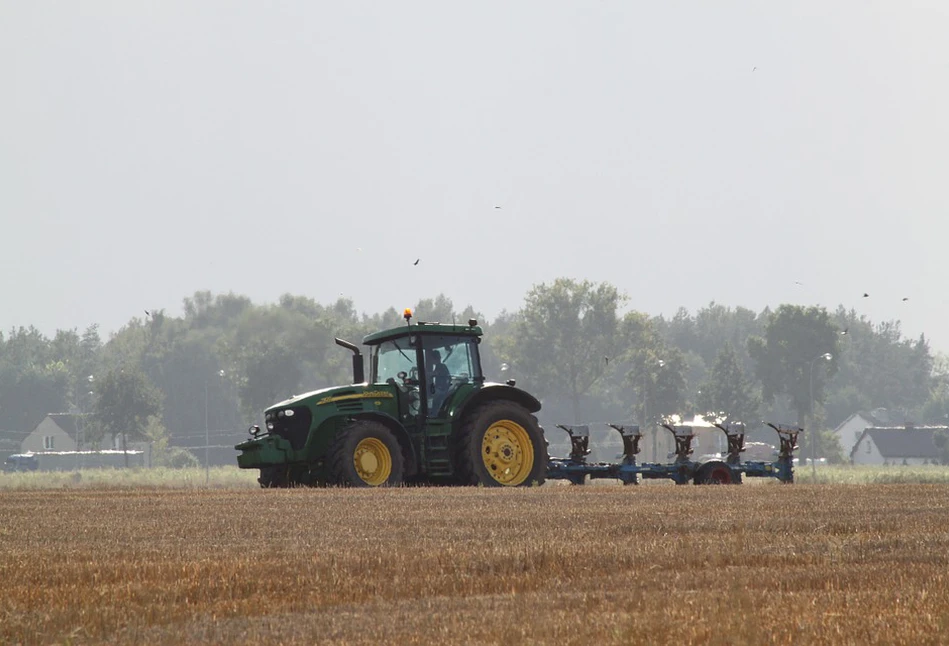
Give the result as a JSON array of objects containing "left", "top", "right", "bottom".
[{"left": 235, "top": 310, "right": 548, "bottom": 487}]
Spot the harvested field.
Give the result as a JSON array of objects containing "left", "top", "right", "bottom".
[{"left": 2, "top": 484, "right": 948, "bottom": 645}]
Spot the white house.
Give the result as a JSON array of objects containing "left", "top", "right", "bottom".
[
  {"left": 21, "top": 413, "right": 144, "bottom": 453},
  {"left": 850, "top": 426, "right": 946, "bottom": 466},
  {"left": 21, "top": 414, "right": 87, "bottom": 453},
  {"left": 833, "top": 409, "right": 907, "bottom": 459}
]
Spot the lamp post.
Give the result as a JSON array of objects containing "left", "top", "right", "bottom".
[
  {"left": 76, "top": 375, "right": 94, "bottom": 470},
  {"left": 205, "top": 369, "right": 225, "bottom": 486},
  {"left": 643, "top": 359, "right": 664, "bottom": 461},
  {"left": 809, "top": 353, "right": 833, "bottom": 479}
]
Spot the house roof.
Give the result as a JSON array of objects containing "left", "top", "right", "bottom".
[
  {"left": 834, "top": 409, "right": 909, "bottom": 433},
  {"left": 43, "top": 414, "right": 87, "bottom": 439},
  {"left": 852, "top": 427, "right": 947, "bottom": 459}
]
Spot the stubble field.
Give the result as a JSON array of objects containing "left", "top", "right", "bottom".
[{"left": 2, "top": 483, "right": 948, "bottom": 645}]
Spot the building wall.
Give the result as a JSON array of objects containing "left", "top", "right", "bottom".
[
  {"left": 835, "top": 414, "right": 871, "bottom": 461},
  {"left": 21, "top": 418, "right": 77, "bottom": 453},
  {"left": 851, "top": 434, "right": 936, "bottom": 466},
  {"left": 852, "top": 434, "right": 885, "bottom": 465}
]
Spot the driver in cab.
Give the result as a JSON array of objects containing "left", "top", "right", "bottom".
[{"left": 427, "top": 349, "right": 451, "bottom": 414}]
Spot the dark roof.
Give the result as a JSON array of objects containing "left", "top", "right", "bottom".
[
  {"left": 853, "top": 427, "right": 947, "bottom": 459},
  {"left": 856, "top": 409, "right": 908, "bottom": 427},
  {"left": 45, "top": 414, "right": 87, "bottom": 438},
  {"left": 362, "top": 322, "right": 483, "bottom": 346}
]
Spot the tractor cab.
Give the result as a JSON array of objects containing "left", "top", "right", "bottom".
[{"left": 367, "top": 315, "right": 484, "bottom": 424}]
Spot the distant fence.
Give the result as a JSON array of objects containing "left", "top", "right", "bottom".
[{"left": 4, "top": 450, "right": 148, "bottom": 472}]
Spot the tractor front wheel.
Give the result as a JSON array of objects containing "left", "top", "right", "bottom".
[
  {"left": 258, "top": 466, "right": 290, "bottom": 488},
  {"left": 452, "top": 401, "right": 548, "bottom": 487},
  {"left": 328, "top": 420, "right": 405, "bottom": 487}
]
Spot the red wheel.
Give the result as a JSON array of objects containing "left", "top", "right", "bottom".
[{"left": 694, "top": 461, "right": 739, "bottom": 485}]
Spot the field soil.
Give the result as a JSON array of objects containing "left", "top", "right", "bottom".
[{"left": 2, "top": 484, "right": 948, "bottom": 645}]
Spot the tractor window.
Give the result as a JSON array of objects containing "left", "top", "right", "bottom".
[
  {"left": 422, "top": 336, "right": 481, "bottom": 384},
  {"left": 422, "top": 335, "right": 483, "bottom": 414},
  {"left": 372, "top": 338, "right": 419, "bottom": 384}
]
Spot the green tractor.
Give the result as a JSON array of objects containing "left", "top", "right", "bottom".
[{"left": 235, "top": 311, "right": 548, "bottom": 487}]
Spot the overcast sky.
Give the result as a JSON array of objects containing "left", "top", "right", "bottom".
[{"left": 2, "top": 2, "right": 947, "bottom": 351}]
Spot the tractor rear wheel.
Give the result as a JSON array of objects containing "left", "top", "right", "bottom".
[
  {"left": 328, "top": 420, "right": 405, "bottom": 487},
  {"left": 693, "top": 461, "right": 740, "bottom": 485},
  {"left": 452, "top": 401, "right": 548, "bottom": 487}
]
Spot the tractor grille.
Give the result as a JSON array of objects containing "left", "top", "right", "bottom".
[{"left": 265, "top": 406, "right": 312, "bottom": 450}]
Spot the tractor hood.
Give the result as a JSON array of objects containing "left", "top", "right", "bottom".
[{"left": 265, "top": 383, "right": 394, "bottom": 414}]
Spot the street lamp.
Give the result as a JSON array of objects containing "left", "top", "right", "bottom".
[
  {"left": 643, "top": 359, "right": 664, "bottom": 461},
  {"left": 76, "top": 375, "right": 94, "bottom": 470},
  {"left": 205, "top": 369, "right": 226, "bottom": 485},
  {"left": 809, "top": 352, "right": 833, "bottom": 479}
]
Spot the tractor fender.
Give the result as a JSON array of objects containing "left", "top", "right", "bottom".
[
  {"left": 347, "top": 411, "right": 419, "bottom": 477},
  {"left": 453, "top": 383, "right": 542, "bottom": 420}
]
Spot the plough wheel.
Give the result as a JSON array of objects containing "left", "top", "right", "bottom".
[
  {"left": 693, "top": 461, "right": 740, "bottom": 485},
  {"left": 452, "top": 401, "right": 548, "bottom": 487}
]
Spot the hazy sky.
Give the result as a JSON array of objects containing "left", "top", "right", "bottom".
[{"left": 2, "top": 2, "right": 947, "bottom": 350}]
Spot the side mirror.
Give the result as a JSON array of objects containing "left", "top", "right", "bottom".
[{"left": 248, "top": 425, "right": 261, "bottom": 438}]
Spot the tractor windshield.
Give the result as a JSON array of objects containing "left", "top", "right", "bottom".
[{"left": 372, "top": 338, "right": 419, "bottom": 384}]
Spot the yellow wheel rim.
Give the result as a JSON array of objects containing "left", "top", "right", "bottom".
[
  {"left": 481, "top": 420, "right": 535, "bottom": 486},
  {"left": 353, "top": 438, "right": 392, "bottom": 486}
]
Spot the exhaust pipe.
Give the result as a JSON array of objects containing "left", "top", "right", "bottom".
[{"left": 334, "top": 337, "right": 365, "bottom": 384}]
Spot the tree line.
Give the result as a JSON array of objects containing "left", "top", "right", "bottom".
[{"left": 1, "top": 279, "right": 946, "bottom": 464}]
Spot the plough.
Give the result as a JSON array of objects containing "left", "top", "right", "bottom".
[{"left": 546, "top": 422, "right": 802, "bottom": 485}]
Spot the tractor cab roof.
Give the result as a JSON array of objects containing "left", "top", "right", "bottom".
[{"left": 362, "top": 322, "right": 483, "bottom": 346}]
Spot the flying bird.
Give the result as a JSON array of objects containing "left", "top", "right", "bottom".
[
  {"left": 413, "top": 258, "right": 420, "bottom": 266},
  {"left": 494, "top": 206, "right": 501, "bottom": 210},
  {"left": 840, "top": 327, "right": 849, "bottom": 336},
  {"left": 144, "top": 310, "right": 150, "bottom": 316},
  {"left": 902, "top": 297, "right": 909, "bottom": 302},
  {"left": 753, "top": 67, "right": 757, "bottom": 72},
  {"left": 604, "top": 356, "right": 610, "bottom": 365},
  {"left": 862, "top": 293, "right": 870, "bottom": 298},
  {"left": 793, "top": 281, "right": 803, "bottom": 286}
]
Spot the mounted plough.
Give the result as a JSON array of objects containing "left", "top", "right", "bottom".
[{"left": 546, "top": 422, "right": 802, "bottom": 485}]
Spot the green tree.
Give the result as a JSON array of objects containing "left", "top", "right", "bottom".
[
  {"left": 934, "top": 431, "right": 949, "bottom": 466},
  {"left": 627, "top": 344, "right": 688, "bottom": 425},
  {"left": 0, "top": 327, "right": 70, "bottom": 432},
  {"left": 511, "top": 279, "right": 625, "bottom": 422},
  {"left": 698, "top": 342, "right": 761, "bottom": 424},
  {"left": 748, "top": 305, "right": 840, "bottom": 427},
  {"left": 92, "top": 367, "right": 163, "bottom": 464},
  {"left": 230, "top": 339, "right": 303, "bottom": 421}
]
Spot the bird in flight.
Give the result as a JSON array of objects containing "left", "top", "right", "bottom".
[
  {"left": 862, "top": 293, "right": 870, "bottom": 298},
  {"left": 753, "top": 66, "right": 757, "bottom": 72},
  {"left": 840, "top": 327, "right": 849, "bottom": 336},
  {"left": 494, "top": 206, "right": 501, "bottom": 209},
  {"left": 793, "top": 281, "right": 803, "bottom": 286},
  {"left": 144, "top": 310, "right": 150, "bottom": 316},
  {"left": 902, "top": 297, "right": 909, "bottom": 302},
  {"left": 604, "top": 356, "right": 610, "bottom": 365},
  {"left": 413, "top": 258, "right": 420, "bottom": 266}
]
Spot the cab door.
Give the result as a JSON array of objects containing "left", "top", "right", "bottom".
[{"left": 421, "top": 335, "right": 482, "bottom": 420}]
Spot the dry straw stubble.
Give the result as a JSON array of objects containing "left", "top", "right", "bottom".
[{"left": 1, "top": 484, "right": 948, "bottom": 645}]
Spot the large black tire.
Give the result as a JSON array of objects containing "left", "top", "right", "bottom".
[
  {"left": 328, "top": 420, "right": 405, "bottom": 487},
  {"left": 258, "top": 466, "right": 290, "bottom": 488},
  {"left": 693, "top": 460, "right": 741, "bottom": 485},
  {"left": 452, "top": 401, "right": 548, "bottom": 487}
]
